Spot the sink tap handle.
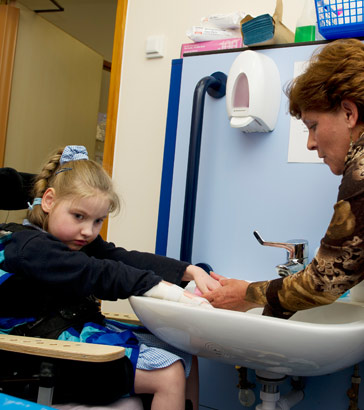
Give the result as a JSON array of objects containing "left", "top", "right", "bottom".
[
  {"left": 253, "top": 231, "right": 308, "bottom": 260},
  {"left": 253, "top": 231, "right": 295, "bottom": 258}
]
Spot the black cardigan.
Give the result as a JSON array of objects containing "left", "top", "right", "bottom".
[{"left": 0, "top": 224, "right": 189, "bottom": 319}]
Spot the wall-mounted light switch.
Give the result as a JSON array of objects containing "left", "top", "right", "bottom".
[{"left": 146, "top": 35, "right": 164, "bottom": 59}]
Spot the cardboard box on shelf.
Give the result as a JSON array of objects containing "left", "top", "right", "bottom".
[
  {"left": 180, "top": 37, "right": 243, "bottom": 58},
  {"left": 241, "top": 0, "right": 294, "bottom": 46}
]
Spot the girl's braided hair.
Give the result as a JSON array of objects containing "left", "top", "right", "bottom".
[{"left": 27, "top": 147, "right": 120, "bottom": 230}]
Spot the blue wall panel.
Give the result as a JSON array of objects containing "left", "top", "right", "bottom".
[
  {"left": 160, "top": 43, "right": 364, "bottom": 409},
  {"left": 156, "top": 59, "right": 183, "bottom": 256}
]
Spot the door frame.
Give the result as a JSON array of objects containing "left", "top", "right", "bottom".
[
  {"left": 0, "top": 4, "right": 19, "bottom": 167},
  {"left": 100, "top": 0, "right": 128, "bottom": 239},
  {"left": 0, "top": 2, "right": 125, "bottom": 238}
]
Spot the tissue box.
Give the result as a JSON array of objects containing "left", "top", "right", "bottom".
[
  {"left": 180, "top": 37, "right": 243, "bottom": 57},
  {"left": 240, "top": 0, "right": 294, "bottom": 46}
]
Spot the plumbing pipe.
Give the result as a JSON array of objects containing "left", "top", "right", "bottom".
[
  {"left": 254, "top": 371, "right": 304, "bottom": 410},
  {"left": 256, "top": 390, "right": 280, "bottom": 410},
  {"left": 276, "top": 389, "right": 304, "bottom": 410},
  {"left": 347, "top": 364, "right": 361, "bottom": 410},
  {"left": 239, "top": 388, "right": 256, "bottom": 407},
  {"left": 255, "top": 372, "right": 282, "bottom": 410},
  {"left": 276, "top": 376, "right": 305, "bottom": 409},
  {"left": 256, "top": 389, "right": 304, "bottom": 410},
  {"left": 236, "top": 366, "right": 256, "bottom": 407}
]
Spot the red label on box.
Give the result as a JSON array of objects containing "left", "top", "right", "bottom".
[{"left": 180, "top": 38, "right": 243, "bottom": 57}]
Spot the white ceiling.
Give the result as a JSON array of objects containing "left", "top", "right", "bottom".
[{"left": 16, "top": 0, "right": 117, "bottom": 61}]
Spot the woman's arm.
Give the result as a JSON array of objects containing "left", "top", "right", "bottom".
[{"left": 205, "top": 147, "right": 364, "bottom": 317}]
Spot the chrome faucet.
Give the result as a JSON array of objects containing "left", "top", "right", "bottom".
[{"left": 253, "top": 231, "right": 309, "bottom": 277}]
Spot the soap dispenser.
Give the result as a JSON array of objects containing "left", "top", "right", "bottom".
[{"left": 226, "top": 50, "right": 281, "bottom": 133}]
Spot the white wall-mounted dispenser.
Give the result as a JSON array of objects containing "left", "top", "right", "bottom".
[{"left": 226, "top": 50, "right": 281, "bottom": 133}]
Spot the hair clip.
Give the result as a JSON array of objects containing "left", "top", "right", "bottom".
[
  {"left": 55, "top": 167, "right": 73, "bottom": 175},
  {"left": 60, "top": 145, "right": 89, "bottom": 165},
  {"left": 27, "top": 197, "right": 42, "bottom": 210}
]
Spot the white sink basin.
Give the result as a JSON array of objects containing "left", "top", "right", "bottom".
[{"left": 129, "top": 296, "right": 364, "bottom": 376}]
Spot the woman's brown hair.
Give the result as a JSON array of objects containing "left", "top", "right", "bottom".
[{"left": 286, "top": 38, "right": 364, "bottom": 121}]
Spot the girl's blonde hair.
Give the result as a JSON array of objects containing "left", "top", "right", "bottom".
[{"left": 27, "top": 147, "right": 120, "bottom": 230}]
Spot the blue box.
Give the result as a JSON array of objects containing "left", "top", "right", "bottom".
[
  {"left": 0, "top": 393, "right": 54, "bottom": 409},
  {"left": 315, "top": 0, "right": 364, "bottom": 39}
]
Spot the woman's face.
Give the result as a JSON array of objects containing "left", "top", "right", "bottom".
[{"left": 301, "top": 108, "right": 351, "bottom": 175}]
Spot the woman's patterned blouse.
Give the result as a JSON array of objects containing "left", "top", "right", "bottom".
[{"left": 245, "top": 136, "right": 364, "bottom": 318}]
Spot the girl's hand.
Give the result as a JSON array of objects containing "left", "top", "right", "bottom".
[
  {"left": 180, "top": 287, "right": 212, "bottom": 307},
  {"left": 143, "top": 281, "right": 212, "bottom": 307},
  {"left": 182, "top": 265, "right": 222, "bottom": 294},
  {"left": 209, "top": 271, "right": 228, "bottom": 283}
]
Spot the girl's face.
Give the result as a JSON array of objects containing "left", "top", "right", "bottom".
[{"left": 42, "top": 189, "right": 110, "bottom": 250}]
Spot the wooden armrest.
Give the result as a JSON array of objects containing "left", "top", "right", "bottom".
[
  {"left": 0, "top": 334, "right": 125, "bottom": 363},
  {"left": 103, "top": 311, "right": 143, "bottom": 326},
  {"left": 0, "top": 311, "right": 141, "bottom": 364}
]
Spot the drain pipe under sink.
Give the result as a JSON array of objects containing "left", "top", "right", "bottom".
[
  {"left": 255, "top": 371, "right": 304, "bottom": 410},
  {"left": 275, "top": 389, "right": 305, "bottom": 410}
]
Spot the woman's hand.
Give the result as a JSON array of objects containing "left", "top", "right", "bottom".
[
  {"left": 202, "top": 278, "right": 263, "bottom": 312},
  {"left": 182, "top": 265, "right": 222, "bottom": 294}
]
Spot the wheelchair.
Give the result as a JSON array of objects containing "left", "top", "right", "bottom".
[{"left": 0, "top": 167, "right": 151, "bottom": 410}]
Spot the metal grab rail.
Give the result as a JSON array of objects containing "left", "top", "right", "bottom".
[{"left": 180, "top": 71, "right": 227, "bottom": 264}]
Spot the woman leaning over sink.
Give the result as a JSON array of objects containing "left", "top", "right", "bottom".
[{"left": 203, "top": 38, "right": 364, "bottom": 318}]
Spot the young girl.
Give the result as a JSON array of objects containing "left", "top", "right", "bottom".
[{"left": 0, "top": 145, "right": 219, "bottom": 410}]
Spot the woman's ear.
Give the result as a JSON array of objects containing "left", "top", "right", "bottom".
[
  {"left": 341, "top": 99, "right": 359, "bottom": 128},
  {"left": 41, "top": 188, "right": 56, "bottom": 213}
]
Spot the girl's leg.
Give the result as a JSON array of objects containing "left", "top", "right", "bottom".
[
  {"left": 186, "top": 355, "right": 199, "bottom": 410},
  {"left": 134, "top": 361, "right": 186, "bottom": 410}
]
